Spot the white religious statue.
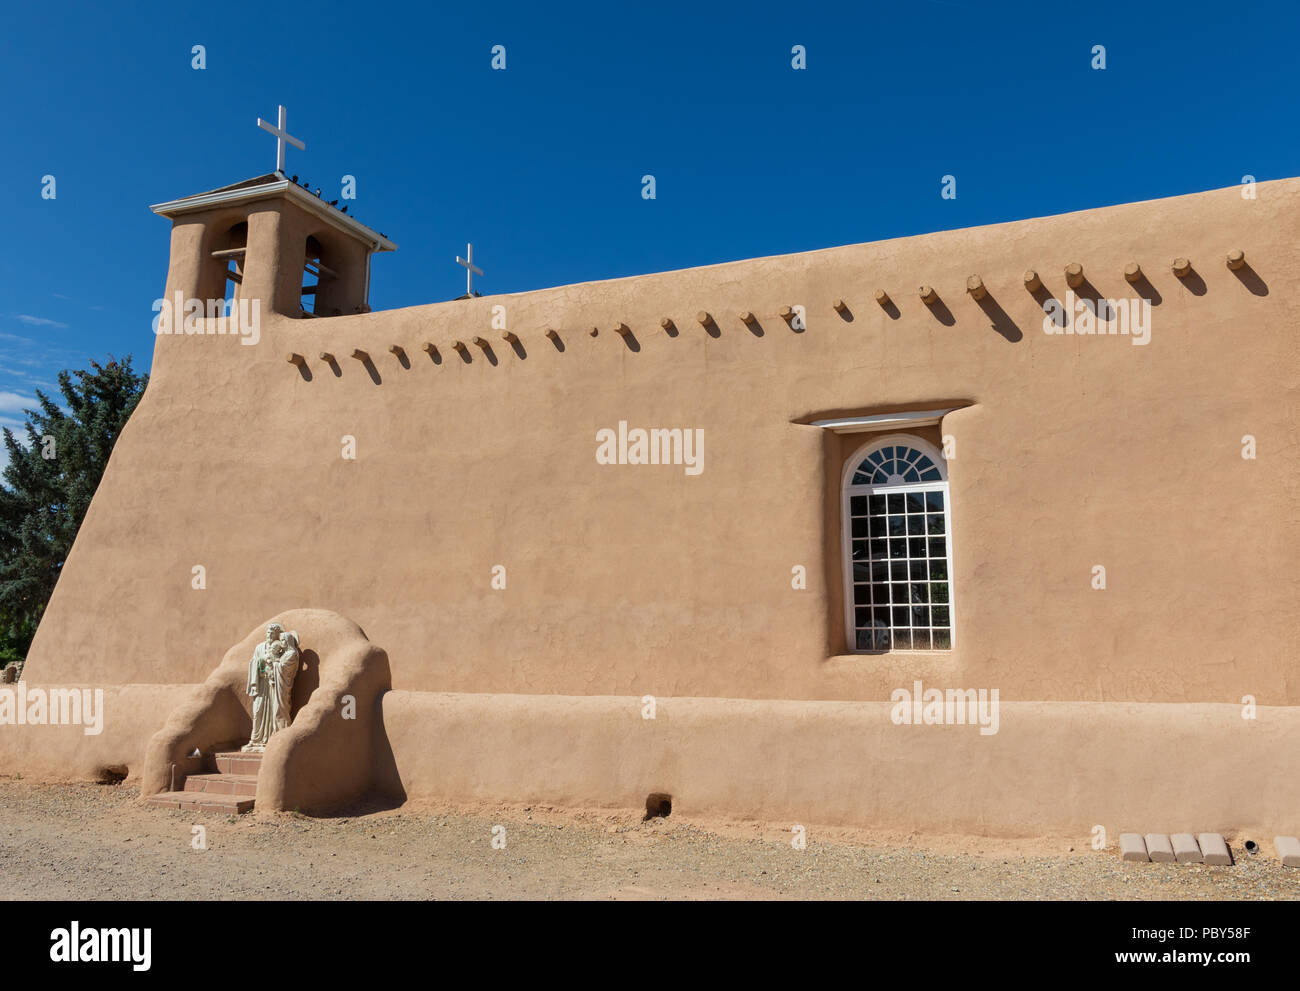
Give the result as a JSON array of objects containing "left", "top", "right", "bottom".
[{"left": 241, "top": 623, "right": 301, "bottom": 752}]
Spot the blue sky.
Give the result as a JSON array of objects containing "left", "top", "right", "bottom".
[{"left": 0, "top": 0, "right": 1297, "bottom": 449}]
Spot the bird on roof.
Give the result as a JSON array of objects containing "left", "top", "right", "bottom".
[{"left": 341, "top": 206, "right": 349, "bottom": 214}]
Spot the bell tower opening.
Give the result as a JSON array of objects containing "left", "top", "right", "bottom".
[
  {"left": 215, "top": 221, "right": 248, "bottom": 307},
  {"left": 302, "top": 235, "right": 327, "bottom": 317}
]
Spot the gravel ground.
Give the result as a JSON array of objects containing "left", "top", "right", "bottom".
[{"left": 1, "top": 778, "right": 1297, "bottom": 900}]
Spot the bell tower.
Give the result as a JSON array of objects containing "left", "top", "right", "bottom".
[{"left": 151, "top": 173, "right": 396, "bottom": 318}]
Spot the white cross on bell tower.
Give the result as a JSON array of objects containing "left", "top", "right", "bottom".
[
  {"left": 256, "top": 104, "right": 306, "bottom": 175},
  {"left": 456, "top": 243, "right": 483, "bottom": 296}
]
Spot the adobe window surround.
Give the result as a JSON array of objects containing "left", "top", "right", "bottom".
[{"left": 807, "top": 405, "right": 967, "bottom": 656}]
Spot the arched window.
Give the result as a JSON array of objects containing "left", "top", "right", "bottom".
[{"left": 842, "top": 434, "right": 953, "bottom": 652}]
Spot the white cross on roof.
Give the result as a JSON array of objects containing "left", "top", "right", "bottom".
[
  {"left": 456, "top": 243, "right": 483, "bottom": 296},
  {"left": 256, "top": 104, "right": 306, "bottom": 175}
]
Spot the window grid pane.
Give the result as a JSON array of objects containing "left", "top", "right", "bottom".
[{"left": 850, "top": 477, "right": 951, "bottom": 652}]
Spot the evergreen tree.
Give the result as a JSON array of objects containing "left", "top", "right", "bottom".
[{"left": 0, "top": 357, "right": 148, "bottom": 662}]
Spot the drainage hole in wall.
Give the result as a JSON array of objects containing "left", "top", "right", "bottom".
[{"left": 644, "top": 793, "right": 672, "bottom": 820}]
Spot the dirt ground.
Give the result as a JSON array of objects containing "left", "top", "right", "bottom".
[{"left": 1, "top": 778, "right": 1297, "bottom": 900}]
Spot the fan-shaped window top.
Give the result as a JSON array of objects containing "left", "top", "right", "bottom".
[{"left": 850, "top": 444, "right": 943, "bottom": 486}]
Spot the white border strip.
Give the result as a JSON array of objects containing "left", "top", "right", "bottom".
[
  {"left": 150, "top": 178, "right": 397, "bottom": 252},
  {"left": 811, "top": 408, "right": 958, "bottom": 434}
]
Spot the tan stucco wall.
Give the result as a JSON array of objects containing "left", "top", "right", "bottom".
[
  {"left": 377, "top": 692, "right": 1300, "bottom": 837},
  {"left": 5, "top": 684, "right": 1294, "bottom": 839},
  {"left": 22, "top": 179, "right": 1300, "bottom": 704},
  {"left": 0, "top": 685, "right": 193, "bottom": 782}
]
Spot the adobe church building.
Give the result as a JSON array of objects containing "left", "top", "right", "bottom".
[{"left": 2, "top": 168, "right": 1297, "bottom": 839}]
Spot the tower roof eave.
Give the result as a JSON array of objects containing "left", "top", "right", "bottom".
[{"left": 149, "top": 174, "right": 397, "bottom": 252}]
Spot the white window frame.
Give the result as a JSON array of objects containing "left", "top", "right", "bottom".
[{"left": 840, "top": 433, "right": 955, "bottom": 654}]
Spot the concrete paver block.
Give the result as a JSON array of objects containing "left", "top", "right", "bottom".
[
  {"left": 1171, "top": 833, "right": 1203, "bottom": 863},
  {"left": 1197, "top": 833, "right": 1232, "bottom": 866},
  {"left": 1144, "top": 833, "right": 1175, "bottom": 863},
  {"left": 1120, "top": 833, "right": 1149, "bottom": 862},
  {"left": 1274, "top": 836, "right": 1300, "bottom": 868}
]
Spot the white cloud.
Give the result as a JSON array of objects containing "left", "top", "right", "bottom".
[
  {"left": 0, "top": 392, "right": 37, "bottom": 415},
  {"left": 0, "top": 399, "right": 36, "bottom": 470},
  {"left": 0, "top": 368, "right": 55, "bottom": 389},
  {"left": 0, "top": 414, "right": 23, "bottom": 472},
  {"left": 16, "top": 315, "right": 68, "bottom": 328}
]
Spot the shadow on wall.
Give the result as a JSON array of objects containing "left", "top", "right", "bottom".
[
  {"left": 1231, "top": 261, "right": 1268, "bottom": 296},
  {"left": 293, "top": 647, "right": 320, "bottom": 710},
  {"left": 283, "top": 251, "right": 1275, "bottom": 390},
  {"left": 974, "top": 291, "right": 1022, "bottom": 343},
  {"left": 921, "top": 292, "right": 955, "bottom": 327},
  {"left": 140, "top": 608, "right": 404, "bottom": 814}
]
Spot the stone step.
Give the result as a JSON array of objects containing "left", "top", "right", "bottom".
[
  {"left": 145, "top": 791, "right": 255, "bottom": 814},
  {"left": 183, "top": 773, "right": 259, "bottom": 798},
  {"left": 214, "top": 751, "right": 264, "bottom": 776}
]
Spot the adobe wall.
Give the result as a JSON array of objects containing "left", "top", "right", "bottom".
[
  {"left": 0, "top": 684, "right": 193, "bottom": 782},
  {"left": 5, "top": 684, "right": 1295, "bottom": 839},
  {"left": 378, "top": 692, "right": 1300, "bottom": 838},
  {"left": 23, "top": 179, "right": 1300, "bottom": 703}
]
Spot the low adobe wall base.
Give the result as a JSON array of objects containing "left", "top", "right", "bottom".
[
  {"left": 376, "top": 693, "right": 1300, "bottom": 839},
  {"left": 0, "top": 684, "right": 194, "bottom": 783},
  {"left": 4, "top": 686, "right": 1295, "bottom": 840}
]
